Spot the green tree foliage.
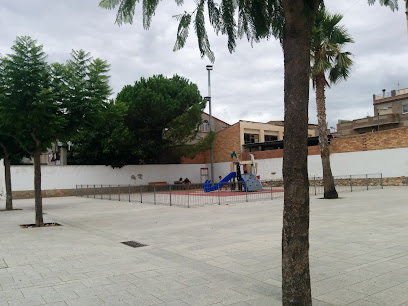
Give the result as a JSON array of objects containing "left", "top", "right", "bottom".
[
  {"left": 0, "top": 36, "right": 112, "bottom": 226},
  {"left": 69, "top": 100, "right": 136, "bottom": 168},
  {"left": 311, "top": 7, "right": 353, "bottom": 199},
  {"left": 0, "top": 36, "right": 66, "bottom": 226},
  {"left": 116, "top": 74, "right": 206, "bottom": 164},
  {"left": 52, "top": 50, "right": 112, "bottom": 138}
]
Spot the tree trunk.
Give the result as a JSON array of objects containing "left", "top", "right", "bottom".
[
  {"left": 33, "top": 150, "right": 44, "bottom": 226},
  {"left": 315, "top": 74, "right": 338, "bottom": 199},
  {"left": 281, "top": 0, "right": 319, "bottom": 304},
  {"left": 4, "top": 152, "right": 13, "bottom": 210}
]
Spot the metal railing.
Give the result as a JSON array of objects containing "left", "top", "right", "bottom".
[
  {"left": 309, "top": 173, "right": 383, "bottom": 196},
  {"left": 75, "top": 181, "right": 283, "bottom": 207},
  {"left": 75, "top": 173, "right": 384, "bottom": 207}
]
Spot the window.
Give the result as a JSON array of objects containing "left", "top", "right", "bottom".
[
  {"left": 403, "top": 104, "right": 408, "bottom": 114},
  {"left": 244, "top": 133, "right": 259, "bottom": 144},
  {"left": 264, "top": 135, "right": 278, "bottom": 142},
  {"left": 202, "top": 120, "right": 209, "bottom": 132}
]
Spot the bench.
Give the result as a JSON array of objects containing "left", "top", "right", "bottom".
[{"left": 148, "top": 182, "right": 167, "bottom": 186}]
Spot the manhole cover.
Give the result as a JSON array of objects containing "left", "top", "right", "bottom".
[
  {"left": 20, "top": 223, "right": 61, "bottom": 228},
  {"left": 121, "top": 241, "right": 147, "bottom": 248}
]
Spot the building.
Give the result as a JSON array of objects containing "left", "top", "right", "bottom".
[
  {"left": 198, "top": 120, "right": 318, "bottom": 163},
  {"left": 198, "top": 112, "right": 230, "bottom": 137},
  {"left": 337, "top": 88, "right": 408, "bottom": 135}
]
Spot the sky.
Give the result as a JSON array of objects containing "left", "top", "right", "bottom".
[{"left": 1, "top": 1, "right": 407, "bottom": 130}]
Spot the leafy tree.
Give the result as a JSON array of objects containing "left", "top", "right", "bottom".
[
  {"left": 99, "top": 1, "right": 397, "bottom": 304},
  {"left": 0, "top": 36, "right": 66, "bottom": 226},
  {"left": 116, "top": 74, "right": 205, "bottom": 164},
  {"left": 311, "top": 7, "right": 353, "bottom": 199},
  {"left": 54, "top": 50, "right": 112, "bottom": 138},
  {"left": 0, "top": 37, "right": 112, "bottom": 226},
  {"left": 69, "top": 100, "right": 136, "bottom": 168}
]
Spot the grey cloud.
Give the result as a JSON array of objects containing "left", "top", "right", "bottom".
[{"left": 1, "top": 0, "right": 407, "bottom": 129}]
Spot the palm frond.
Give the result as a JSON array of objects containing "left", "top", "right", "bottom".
[
  {"left": 220, "top": 0, "right": 237, "bottom": 53},
  {"left": 310, "top": 7, "right": 354, "bottom": 84},
  {"left": 367, "top": 0, "right": 398, "bottom": 11},
  {"left": 173, "top": 13, "right": 192, "bottom": 51},
  {"left": 194, "top": 0, "right": 215, "bottom": 62}
]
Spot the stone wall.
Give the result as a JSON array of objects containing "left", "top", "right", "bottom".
[
  {"left": 263, "top": 176, "right": 406, "bottom": 188},
  {"left": 13, "top": 189, "right": 77, "bottom": 199}
]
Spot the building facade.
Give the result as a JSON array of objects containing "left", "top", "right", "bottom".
[
  {"left": 337, "top": 88, "right": 408, "bottom": 135},
  {"left": 188, "top": 120, "right": 318, "bottom": 163}
]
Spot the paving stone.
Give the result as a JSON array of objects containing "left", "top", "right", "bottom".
[
  {"left": 315, "top": 288, "right": 367, "bottom": 305},
  {"left": 0, "top": 188, "right": 408, "bottom": 305}
]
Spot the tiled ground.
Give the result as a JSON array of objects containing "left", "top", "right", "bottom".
[{"left": 0, "top": 187, "right": 407, "bottom": 305}]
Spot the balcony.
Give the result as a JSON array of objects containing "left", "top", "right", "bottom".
[{"left": 337, "top": 113, "right": 406, "bottom": 135}]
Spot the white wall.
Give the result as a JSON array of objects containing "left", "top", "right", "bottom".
[
  {"left": 7, "top": 164, "right": 206, "bottom": 192},
  {"left": 330, "top": 148, "right": 408, "bottom": 178},
  {"left": 216, "top": 147, "right": 408, "bottom": 180},
  {"left": 1, "top": 147, "right": 407, "bottom": 194}
]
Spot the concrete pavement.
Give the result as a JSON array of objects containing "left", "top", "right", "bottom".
[{"left": 0, "top": 187, "right": 407, "bottom": 305}]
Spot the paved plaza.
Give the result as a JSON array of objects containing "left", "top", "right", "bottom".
[{"left": 0, "top": 187, "right": 408, "bottom": 305}]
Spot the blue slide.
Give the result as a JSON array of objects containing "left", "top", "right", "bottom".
[{"left": 203, "top": 172, "right": 236, "bottom": 192}]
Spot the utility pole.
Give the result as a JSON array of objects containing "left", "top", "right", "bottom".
[{"left": 206, "top": 65, "right": 214, "bottom": 185}]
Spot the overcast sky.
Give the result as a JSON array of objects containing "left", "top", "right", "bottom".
[{"left": 1, "top": 1, "right": 407, "bottom": 130}]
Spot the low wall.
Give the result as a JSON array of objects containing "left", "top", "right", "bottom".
[
  {"left": 1, "top": 146, "right": 408, "bottom": 199},
  {"left": 6, "top": 164, "right": 207, "bottom": 193}
]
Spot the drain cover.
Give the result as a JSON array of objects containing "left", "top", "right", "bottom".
[
  {"left": 121, "top": 241, "right": 147, "bottom": 248},
  {"left": 20, "top": 223, "right": 61, "bottom": 228}
]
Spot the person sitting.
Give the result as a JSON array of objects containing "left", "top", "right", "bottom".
[
  {"left": 183, "top": 178, "right": 191, "bottom": 185},
  {"left": 174, "top": 178, "right": 183, "bottom": 184}
]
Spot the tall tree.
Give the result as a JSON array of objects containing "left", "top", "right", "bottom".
[
  {"left": 0, "top": 135, "right": 28, "bottom": 210},
  {"left": 98, "top": 1, "right": 398, "bottom": 304},
  {"left": 311, "top": 7, "right": 353, "bottom": 199},
  {"left": 69, "top": 100, "right": 136, "bottom": 168},
  {"left": 116, "top": 74, "right": 205, "bottom": 164},
  {"left": 55, "top": 50, "right": 112, "bottom": 138},
  {"left": 0, "top": 36, "right": 66, "bottom": 226},
  {"left": 0, "top": 37, "right": 112, "bottom": 226}
]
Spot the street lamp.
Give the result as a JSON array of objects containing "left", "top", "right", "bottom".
[{"left": 206, "top": 65, "right": 214, "bottom": 184}]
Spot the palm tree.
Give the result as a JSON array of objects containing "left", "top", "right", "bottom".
[{"left": 311, "top": 7, "right": 354, "bottom": 199}]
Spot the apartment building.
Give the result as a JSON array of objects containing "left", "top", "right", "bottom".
[{"left": 337, "top": 88, "right": 408, "bottom": 135}]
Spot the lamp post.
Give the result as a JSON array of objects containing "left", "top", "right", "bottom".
[{"left": 206, "top": 65, "right": 214, "bottom": 184}]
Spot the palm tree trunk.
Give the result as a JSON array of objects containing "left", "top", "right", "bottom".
[
  {"left": 4, "top": 151, "right": 13, "bottom": 210},
  {"left": 315, "top": 74, "right": 338, "bottom": 199},
  {"left": 33, "top": 150, "right": 44, "bottom": 226},
  {"left": 281, "top": 0, "right": 318, "bottom": 304}
]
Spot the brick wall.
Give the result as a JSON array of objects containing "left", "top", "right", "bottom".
[
  {"left": 209, "top": 122, "right": 242, "bottom": 163},
  {"left": 241, "top": 145, "right": 320, "bottom": 161},
  {"left": 331, "top": 127, "right": 408, "bottom": 153},
  {"left": 180, "top": 151, "right": 206, "bottom": 164},
  {"left": 246, "top": 127, "right": 408, "bottom": 160},
  {"left": 182, "top": 126, "right": 408, "bottom": 164}
]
